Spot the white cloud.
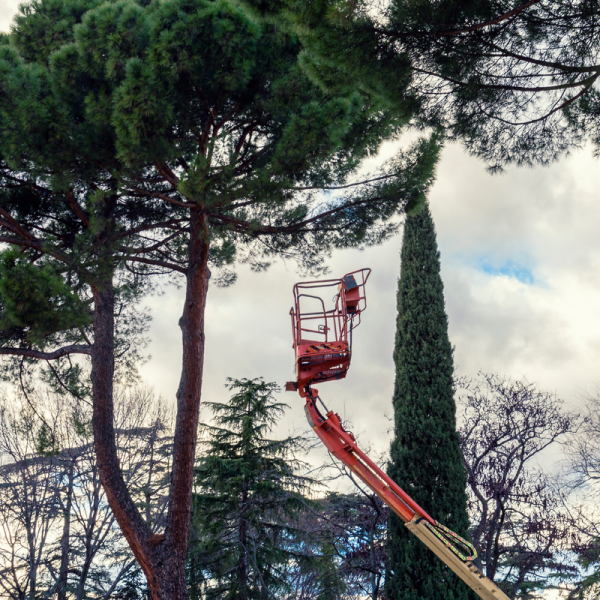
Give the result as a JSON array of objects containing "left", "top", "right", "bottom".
[
  {"left": 0, "top": 0, "right": 21, "bottom": 32},
  {"left": 432, "top": 143, "right": 600, "bottom": 405}
]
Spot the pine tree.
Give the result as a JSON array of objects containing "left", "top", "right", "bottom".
[
  {"left": 385, "top": 202, "right": 472, "bottom": 600},
  {"left": 0, "top": 2, "right": 441, "bottom": 596},
  {"left": 253, "top": 1, "right": 600, "bottom": 170},
  {"left": 190, "top": 378, "right": 312, "bottom": 600}
]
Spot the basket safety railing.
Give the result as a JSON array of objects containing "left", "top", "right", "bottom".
[{"left": 290, "top": 269, "right": 371, "bottom": 348}]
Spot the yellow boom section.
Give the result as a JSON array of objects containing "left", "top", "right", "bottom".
[{"left": 405, "top": 517, "right": 510, "bottom": 600}]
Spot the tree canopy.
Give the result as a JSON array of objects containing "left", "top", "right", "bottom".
[
  {"left": 0, "top": 0, "right": 440, "bottom": 597},
  {"left": 251, "top": 0, "right": 600, "bottom": 170}
]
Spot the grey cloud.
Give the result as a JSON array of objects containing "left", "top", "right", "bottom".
[{"left": 139, "top": 141, "right": 600, "bottom": 457}]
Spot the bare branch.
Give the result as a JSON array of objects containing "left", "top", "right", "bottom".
[{"left": 0, "top": 344, "right": 92, "bottom": 360}]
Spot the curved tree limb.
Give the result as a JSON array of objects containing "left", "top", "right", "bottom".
[
  {"left": 0, "top": 344, "right": 92, "bottom": 360},
  {"left": 123, "top": 256, "right": 187, "bottom": 275}
]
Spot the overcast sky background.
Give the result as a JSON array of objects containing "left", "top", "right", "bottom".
[{"left": 2, "top": 1, "right": 600, "bottom": 459}]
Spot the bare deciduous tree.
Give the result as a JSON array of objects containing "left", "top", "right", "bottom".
[
  {"left": 0, "top": 386, "right": 173, "bottom": 599},
  {"left": 563, "top": 391, "right": 600, "bottom": 600},
  {"left": 299, "top": 445, "right": 390, "bottom": 600},
  {"left": 457, "top": 373, "right": 580, "bottom": 599}
]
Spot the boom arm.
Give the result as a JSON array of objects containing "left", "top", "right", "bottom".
[{"left": 304, "top": 390, "right": 510, "bottom": 600}]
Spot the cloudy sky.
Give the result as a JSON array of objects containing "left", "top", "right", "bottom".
[
  {"left": 2, "top": 2, "right": 600, "bottom": 458},
  {"left": 141, "top": 136, "right": 600, "bottom": 465}
]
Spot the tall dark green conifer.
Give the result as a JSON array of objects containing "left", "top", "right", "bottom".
[{"left": 385, "top": 202, "right": 472, "bottom": 600}]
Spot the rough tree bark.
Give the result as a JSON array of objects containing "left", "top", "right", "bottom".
[
  {"left": 154, "top": 208, "right": 210, "bottom": 598},
  {"left": 91, "top": 277, "right": 157, "bottom": 583}
]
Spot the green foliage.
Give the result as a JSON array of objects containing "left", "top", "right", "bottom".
[
  {"left": 0, "top": 1, "right": 441, "bottom": 588},
  {"left": 254, "top": 0, "right": 600, "bottom": 170},
  {"left": 316, "top": 540, "right": 346, "bottom": 600},
  {"left": 573, "top": 538, "right": 600, "bottom": 600},
  {"left": 35, "top": 421, "right": 59, "bottom": 455},
  {"left": 386, "top": 203, "right": 473, "bottom": 600},
  {"left": 0, "top": 249, "right": 91, "bottom": 346},
  {"left": 191, "top": 377, "right": 312, "bottom": 600},
  {"left": 70, "top": 402, "right": 93, "bottom": 437},
  {"left": 0, "top": 0, "right": 158, "bottom": 387},
  {"left": 268, "top": 0, "right": 418, "bottom": 118}
]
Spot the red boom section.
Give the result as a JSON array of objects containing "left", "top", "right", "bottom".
[
  {"left": 304, "top": 390, "right": 435, "bottom": 525},
  {"left": 303, "top": 390, "right": 510, "bottom": 600}
]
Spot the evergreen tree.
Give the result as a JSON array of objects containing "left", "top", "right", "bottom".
[
  {"left": 385, "top": 202, "right": 472, "bottom": 600},
  {"left": 251, "top": 0, "right": 600, "bottom": 170},
  {"left": 190, "top": 378, "right": 312, "bottom": 600},
  {"left": 0, "top": 1, "right": 440, "bottom": 595}
]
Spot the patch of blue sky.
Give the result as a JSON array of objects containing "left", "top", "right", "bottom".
[{"left": 475, "top": 259, "right": 535, "bottom": 284}]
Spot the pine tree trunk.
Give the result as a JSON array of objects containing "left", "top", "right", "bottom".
[
  {"left": 91, "top": 275, "right": 159, "bottom": 589},
  {"left": 150, "top": 206, "right": 210, "bottom": 599}
]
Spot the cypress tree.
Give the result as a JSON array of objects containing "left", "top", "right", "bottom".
[{"left": 385, "top": 202, "right": 472, "bottom": 600}]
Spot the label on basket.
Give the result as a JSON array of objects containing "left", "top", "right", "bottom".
[{"left": 306, "top": 343, "right": 345, "bottom": 353}]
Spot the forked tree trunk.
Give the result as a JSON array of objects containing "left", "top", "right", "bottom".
[
  {"left": 92, "top": 208, "right": 210, "bottom": 600},
  {"left": 91, "top": 275, "right": 157, "bottom": 585}
]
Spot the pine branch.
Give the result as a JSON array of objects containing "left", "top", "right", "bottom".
[
  {"left": 124, "top": 256, "right": 187, "bottom": 274},
  {"left": 381, "top": 0, "right": 543, "bottom": 39},
  {"left": 0, "top": 344, "right": 92, "bottom": 360}
]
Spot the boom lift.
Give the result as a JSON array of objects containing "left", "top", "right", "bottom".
[{"left": 285, "top": 269, "right": 510, "bottom": 600}]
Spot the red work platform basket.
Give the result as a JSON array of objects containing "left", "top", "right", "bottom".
[{"left": 286, "top": 268, "right": 371, "bottom": 397}]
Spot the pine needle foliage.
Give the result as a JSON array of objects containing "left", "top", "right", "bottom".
[
  {"left": 386, "top": 203, "right": 473, "bottom": 600},
  {"left": 251, "top": 0, "right": 600, "bottom": 170},
  {"left": 0, "top": 1, "right": 441, "bottom": 592},
  {"left": 191, "top": 378, "right": 313, "bottom": 600},
  {"left": 0, "top": 249, "right": 92, "bottom": 347}
]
